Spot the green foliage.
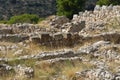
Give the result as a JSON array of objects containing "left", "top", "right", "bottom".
[
  {"left": 39, "top": 17, "right": 45, "bottom": 22},
  {"left": 97, "top": 0, "right": 120, "bottom": 6},
  {"left": 0, "top": 20, "right": 7, "bottom": 24},
  {"left": 110, "top": 0, "right": 120, "bottom": 5},
  {"left": 97, "top": 0, "right": 110, "bottom": 6},
  {"left": 7, "top": 14, "right": 39, "bottom": 24},
  {"left": 57, "top": 0, "right": 86, "bottom": 19}
]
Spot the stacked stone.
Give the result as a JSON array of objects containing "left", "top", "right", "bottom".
[
  {"left": 72, "top": 5, "right": 120, "bottom": 34},
  {"left": 30, "top": 32, "right": 81, "bottom": 47}
]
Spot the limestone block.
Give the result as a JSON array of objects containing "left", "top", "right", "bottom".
[
  {"left": 68, "top": 21, "right": 85, "bottom": 33},
  {"left": 53, "top": 32, "right": 63, "bottom": 40}
]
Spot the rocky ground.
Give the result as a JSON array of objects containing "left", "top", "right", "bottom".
[{"left": 0, "top": 5, "right": 120, "bottom": 80}]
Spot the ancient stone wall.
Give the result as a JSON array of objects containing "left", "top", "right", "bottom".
[
  {"left": 1, "top": 5, "right": 120, "bottom": 46},
  {"left": 30, "top": 32, "right": 81, "bottom": 47}
]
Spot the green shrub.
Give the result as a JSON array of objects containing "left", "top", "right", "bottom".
[
  {"left": 7, "top": 14, "right": 39, "bottom": 24},
  {"left": 0, "top": 20, "right": 7, "bottom": 24},
  {"left": 97, "top": 0, "right": 110, "bottom": 6},
  {"left": 97, "top": 0, "right": 120, "bottom": 6},
  {"left": 57, "top": 0, "right": 86, "bottom": 19},
  {"left": 39, "top": 18, "right": 45, "bottom": 22}
]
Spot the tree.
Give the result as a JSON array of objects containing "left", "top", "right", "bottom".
[
  {"left": 57, "top": 0, "right": 86, "bottom": 19},
  {"left": 97, "top": 0, "right": 120, "bottom": 6}
]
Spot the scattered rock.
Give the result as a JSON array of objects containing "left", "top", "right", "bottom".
[
  {"left": 76, "top": 68, "right": 113, "bottom": 80},
  {"left": 14, "top": 65, "right": 34, "bottom": 78},
  {"left": 78, "top": 41, "right": 110, "bottom": 54},
  {"left": 0, "top": 64, "right": 13, "bottom": 76}
]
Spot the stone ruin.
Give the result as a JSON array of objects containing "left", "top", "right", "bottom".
[
  {"left": 72, "top": 5, "right": 120, "bottom": 35},
  {"left": 1, "top": 5, "right": 120, "bottom": 80},
  {"left": 1, "top": 5, "right": 120, "bottom": 47},
  {"left": 30, "top": 32, "right": 81, "bottom": 47}
]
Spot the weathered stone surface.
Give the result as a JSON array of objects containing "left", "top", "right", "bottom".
[
  {"left": 0, "top": 28, "right": 13, "bottom": 34},
  {"left": 67, "top": 21, "right": 85, "bottom": 33},
  {"left": 50, "top": 16, "right": 69, "bottom": 28},
  {"left": 78, "top": 41, "right": 110, "bottom": 54},
  {"left": 30, "top": 32, "right": 80, "bottom": 47},
  {"left": 0, "top": 34, "right": 29, "bottom": 42},
  {"left": 53, "top": 32, "right": 63, "bottom": 40},
  {"left": 113, "top": 67, "right": 120, "bottom": 80},
  {"left": 75, "top": 68, "right": 113, "bottom": 80},
  {"left": 37, "top": 57, "right": 82, "bottom": 64},
  {"left": 14, "top": 65, "right": 34, "bottom": 78},
  {"left": 0, "top": 64, "right": 13, "bottom": 76}
]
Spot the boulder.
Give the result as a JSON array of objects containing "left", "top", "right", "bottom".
[
  {"left": 50, "top": 16, "right": 69, "bottom": 28},
  {"left": 67, "top": 21, "right": 85, "bottom": 33}
]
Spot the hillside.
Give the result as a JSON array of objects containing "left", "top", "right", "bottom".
[
  {"left": 0, "top": 0, "right": 99, "bottom": 20},
  {"left": 0, "top": 0, "right": 56, "bottom": 20}
]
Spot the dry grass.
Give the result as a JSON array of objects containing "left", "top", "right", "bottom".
[
  {"left": 62, "top": 66, "right": 82, "bottom": 79},
  {"left": 38, "top": 15, "right": 55, "bottom": 28},
  {"left": 33, "top": 60, "right": 94, "bottom": 80},
  {"left": 61, "top": 61, "right": 94, "bottom": 80},
  {"left": 106, "top": 17, "right": 120, "bottom": 31},
  {"left": 28, "top": 42, "right": 72, "bottom": 55},
  {"left": 108, "top": 61, "right": 120, "bottom": 74}
]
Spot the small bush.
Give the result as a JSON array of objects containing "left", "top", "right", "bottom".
[
  {"left": 97, "top": 0, "right": 110, "bottom": 6},
  {"left": 0, "top": 20, "right": 7, "bottom": 24},
  {"left": 39, "top": 18, "right": 45, "bottom": 22},
  {"left": 97, "top": 0, "right": 120, "bottom": 6},
  {"left": 7, "top": 14, "right": 39, "bottom": 24}
]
